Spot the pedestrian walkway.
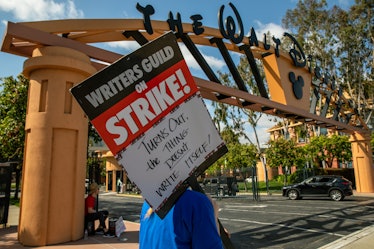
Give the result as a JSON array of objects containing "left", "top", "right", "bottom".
[{"left": 0, "top": 205, "right": 140, "bottom": 249}]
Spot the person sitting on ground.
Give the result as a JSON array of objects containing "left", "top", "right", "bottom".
[
  {"left": 85, "top": 182, "right": 112, "bottom": 236},
  {"left": 139, "top": 188, "right": 224, "bottom": 249}
]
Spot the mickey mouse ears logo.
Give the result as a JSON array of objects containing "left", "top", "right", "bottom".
[{"left": 289, "top": 72, "right": 304, "bottom": 99}]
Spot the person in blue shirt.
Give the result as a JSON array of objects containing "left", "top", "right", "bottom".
[{"left": 139, "top": 189, "right": 224, "bottom": 249}]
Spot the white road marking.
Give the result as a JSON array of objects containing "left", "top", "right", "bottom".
[
  {"left": 221, "top": 208, "right": 374, "bottom": 223},
  {"left": 219, "top": 217, "right": 346, "bottom": 237}
]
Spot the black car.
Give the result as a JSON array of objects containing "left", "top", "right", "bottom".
[
  {"left": 201, "top": 177, "right": 235, "bottom": 196},
  {"left": 282, "top": 175, "right": 353, "bottom": 201}
]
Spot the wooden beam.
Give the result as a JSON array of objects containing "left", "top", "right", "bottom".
[
  {"left": 4, "top": 22, "right": 123, "bottom": 63},
  {"left": 193, "top": 76, "right": 366, "bottom": 134}
]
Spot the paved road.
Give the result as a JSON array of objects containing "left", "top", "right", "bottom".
[
  {"left": 218, "top": 195, "right": 374, "bottom": 249},
  {"left": 98, "top": 192, "right": 144, "bottom": 223},
  {"left": 98, "top": 193, "right": 374, "bottom": 249}
]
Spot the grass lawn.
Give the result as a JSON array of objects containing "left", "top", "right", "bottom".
[
  {"left": 10, "top": 197, "right": 20, "bottom": 206},
  {"left": 238, "top": 179, "right": 284, "bottom": 194}
]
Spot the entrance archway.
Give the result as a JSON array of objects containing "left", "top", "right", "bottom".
[{"left": 1, "top": 17, "right": 372, "bottom": 246}]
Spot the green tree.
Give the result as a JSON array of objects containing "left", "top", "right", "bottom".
[
  {"left": 220, "top": 126, "right": 240, "bottom": 145},
  {"left": 215, "top": 55, "right": 273, "bottom": 191},
  {"left": 282, "top": 0, "right": 374, "bottom": 129},
  {"left": 216, "top": 56, "right": 269, "bottom": 146},
  {"left": 283, "top": 0, "right": 333, "bottom": 69},
  {"left": 0, "top": 75, "right": 29, "bottom": 161},
  {"left": 332, "top": 1, "right": 373, "bottom": 123},
  {"left": 305, "top": 134, "right": 352, "bottom": 168},
  {"left": 265, "top": 138, "right": 305, "bottom": 185},
  {"left": 207, "top": 142, "right": 257, "bottom": 181},
  {"left": 265, "top": 138, "right": 305, "bottom": 169},
  {"left": 0, "top": 75, "right": 28, "bottom": 199}
]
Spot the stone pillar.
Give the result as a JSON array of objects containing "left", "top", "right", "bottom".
[
  {"left": 350, "top": 132, "right": 374, "bottom": 193},
  {"left": 20, "top": 46, "right": 96, "bottom": 246}
]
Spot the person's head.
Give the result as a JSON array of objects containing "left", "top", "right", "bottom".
[{"left": 89, "top": 182, "right": 99, "bottom": 195}]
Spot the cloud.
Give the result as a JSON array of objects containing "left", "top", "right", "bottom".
[
  {"left": 0, "top": 0, "right": 84, "bottom": 21},
  {"left": 179, "top": 44, "right": 225, "bottom": 71},
  {"left": 106, "top": 40, "right": 141, "bottom": 51},
  {"left": 253, "top": 21, "right": 288, "bottom": 39},
  {"left": 106, "top": 41, "right": 225, "bottom": 72}
]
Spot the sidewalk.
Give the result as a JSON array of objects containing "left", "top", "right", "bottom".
[
  {"left": 2, "top": 191, "right": 374, "bottom": 249},
  {"left": 319, "top": 225, "right": 374, "bottom": 249},
  {"left": 0, "top": 205, "right": 140, "bottom": 249}
]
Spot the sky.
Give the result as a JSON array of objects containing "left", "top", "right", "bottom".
[{"left": 0, "top": 0, "right": 354, "bottom": 146}]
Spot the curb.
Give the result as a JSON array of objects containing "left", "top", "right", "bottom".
[{"left": 318, "top": 225, "right": 374, "bottom": 249}]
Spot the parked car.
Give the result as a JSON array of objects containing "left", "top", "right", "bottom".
[
  {"left": 201, "top": 177, "right": 235, "bottom": 196},
  {"left": 282, "top": 175, "right": 353, "bottom": 201}
]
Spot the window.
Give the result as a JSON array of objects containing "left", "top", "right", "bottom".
[{"left": 319, "top": 177, "right": 331, "bottom": 183}]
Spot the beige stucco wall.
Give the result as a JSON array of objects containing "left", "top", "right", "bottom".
[{"left": 19, "top": 46, "right": 96, "bottom": 246}]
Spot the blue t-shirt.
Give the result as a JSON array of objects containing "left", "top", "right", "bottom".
[{"left": 139, "top": 190, "right": 224, "bottom": 249}]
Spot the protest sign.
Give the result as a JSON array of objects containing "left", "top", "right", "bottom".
[{"left": 71, "top": 32, "right": 227, "bottom": 218}]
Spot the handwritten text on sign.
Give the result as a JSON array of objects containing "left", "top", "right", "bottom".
[{"left": 117, "top": 93, "right": 224, "bottom": 211}]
